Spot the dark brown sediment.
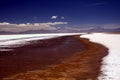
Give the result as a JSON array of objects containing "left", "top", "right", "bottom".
[{"left": 0, "top": 35, "right": 108, "bottom": 80}]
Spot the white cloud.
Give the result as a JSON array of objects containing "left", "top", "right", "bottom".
[
  {"left": 0, "top": 22, "right": 68, "bottom": 33},
  {"left": 0, "top": 22, "right": 10, "bottom": 25},
  {"left": 84, "top": 2, "right": 107, "bottom": 7},
  {"left": 61, "top": 17, "right": 65, "bottom": 19},
  {"left": 51, "top": 16, "right": 58, "bottom": 19}
]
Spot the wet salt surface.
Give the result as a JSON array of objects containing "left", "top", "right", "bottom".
[
  {"left": 81, "top": 33, "right": 120, "bottom": 80},
  {"left": 0, "top": 33, "right": 84, "bottom": 51}
]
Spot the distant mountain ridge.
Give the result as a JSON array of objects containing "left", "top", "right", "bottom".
[{"left": 0, "top": 27, "right": 120, "bottom": 34}]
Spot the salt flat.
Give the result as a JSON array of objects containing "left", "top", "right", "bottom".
[
  {"left": 0, "top": 33, "right": 83, "bottom": 41},
  {"left": 81, "top": 33, "right": 120, "bottom": 80},
  {"left": 0, "top": 33, "right": 84, "bottom": 51}
]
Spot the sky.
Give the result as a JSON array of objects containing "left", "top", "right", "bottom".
[{"left": 0, "top": 0, "right": 120, "bottom": 33}]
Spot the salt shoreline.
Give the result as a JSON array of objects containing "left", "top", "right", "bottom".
[{"left": 81, "top": 33, "right": 120, "bottom": 80}]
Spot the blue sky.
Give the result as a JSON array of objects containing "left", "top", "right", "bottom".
[{"left": 0, "top": 0, "right": 120, "bottom": 32}]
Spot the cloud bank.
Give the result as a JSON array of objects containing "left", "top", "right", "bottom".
[
  {"left": 0, "top": 22, "right": 119, "bottom": 33},
  {"left": 0, "top": 22, "right": 68, "bottom": 33}
]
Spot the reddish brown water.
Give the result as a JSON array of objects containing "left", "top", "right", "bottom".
[{"left": 0, "top": 36, "right": 86, "bottom": 79}]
